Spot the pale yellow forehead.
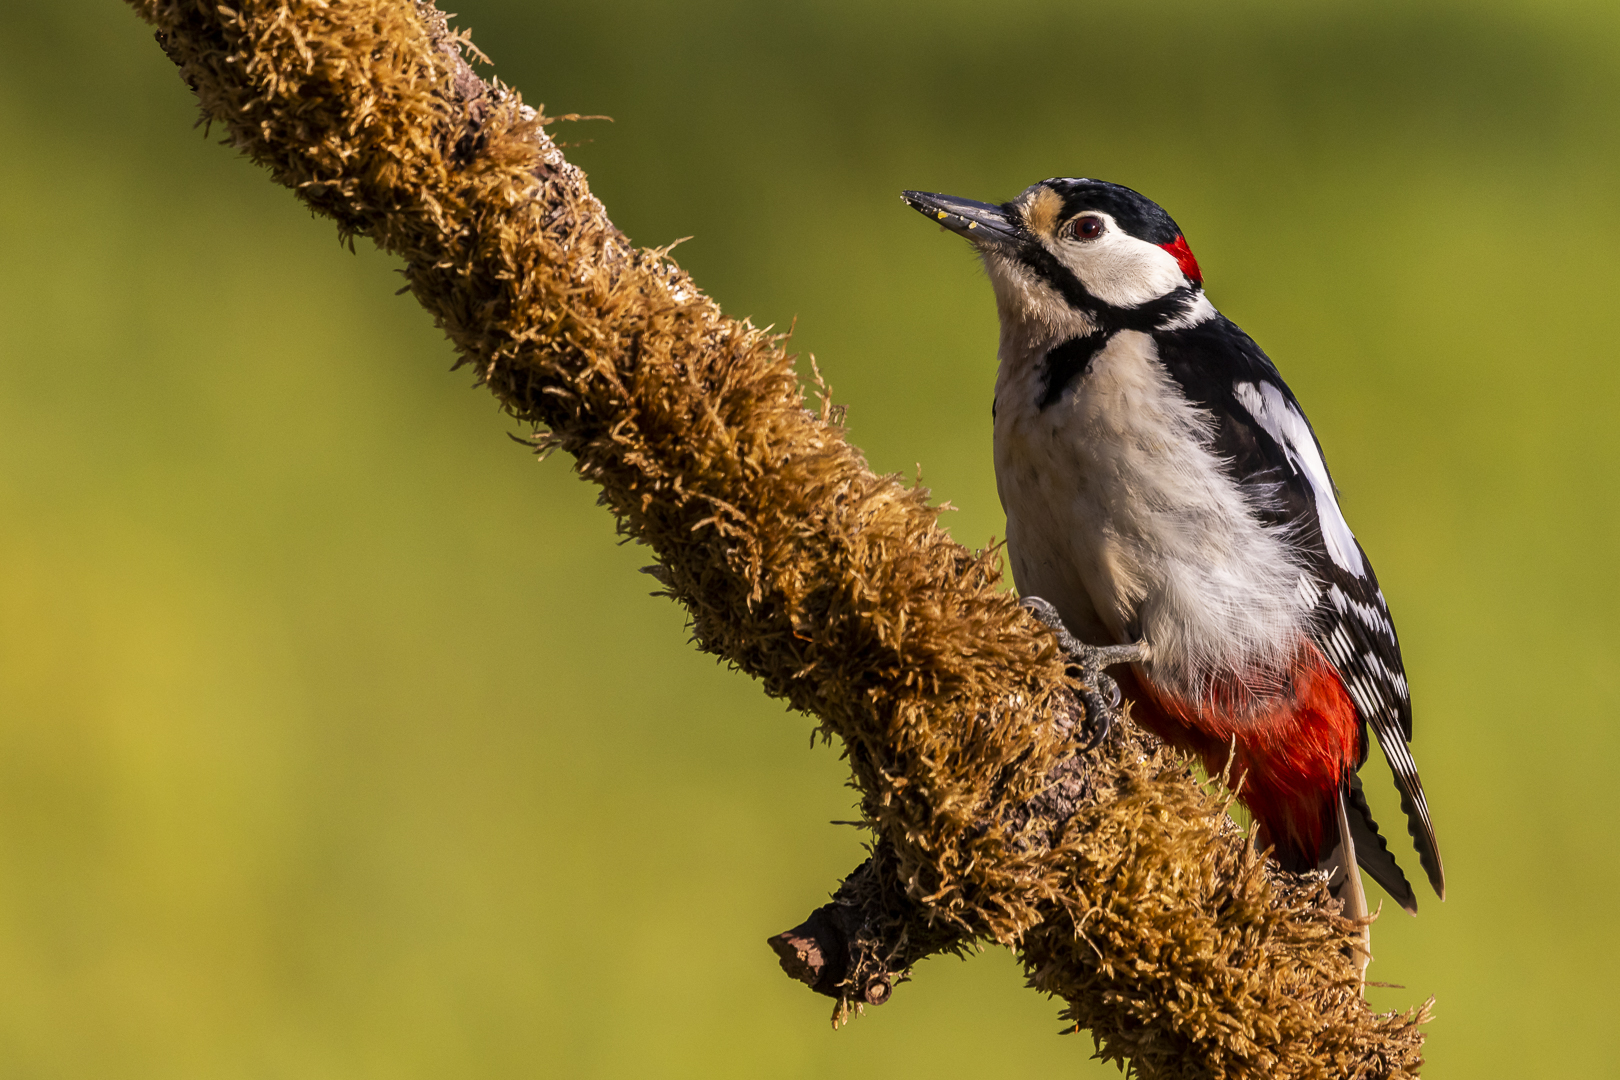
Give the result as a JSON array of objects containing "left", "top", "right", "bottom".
[{"left": 1016, "top": 185, "right": 1064, "bottom": 240}]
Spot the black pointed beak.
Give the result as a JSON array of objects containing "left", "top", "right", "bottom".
[{"left": 901, "top": 190, "right": 1021, "bottom": 248}]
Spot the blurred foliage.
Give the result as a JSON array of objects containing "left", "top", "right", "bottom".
[{"left": 0, "top": 0, "right": 1615, "bottom": 1075}]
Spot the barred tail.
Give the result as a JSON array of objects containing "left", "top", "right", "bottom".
[{"left": 1368, "top": 715, "right": 1446, "bottom": 901}]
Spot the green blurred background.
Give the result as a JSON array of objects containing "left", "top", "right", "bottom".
[{"left": 0, "top": 0, "right": 1615, "bottom": 1075}]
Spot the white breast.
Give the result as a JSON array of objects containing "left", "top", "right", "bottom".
[{"left": 994, "top": 330, "right": 1313, "bottom": 710}]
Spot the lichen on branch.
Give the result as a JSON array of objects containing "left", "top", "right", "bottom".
[{"left": 125, "top": 1, "right": 1430, "bottom": 1075}]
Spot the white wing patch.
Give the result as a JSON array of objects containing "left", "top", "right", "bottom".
[
  {"left": 1295, "top": 573, "right": 1322, "bottom": 610},
  {"left": 1232, "top": 380, "right": 1365, "bottom": 576}
]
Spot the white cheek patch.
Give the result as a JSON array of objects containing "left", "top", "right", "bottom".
[
  {"left": 1233, "top": 380, "right": 1366, "bottom": 576},
  {"left": 1051, "top": 214, "right": 1188, "bottom": 308}
]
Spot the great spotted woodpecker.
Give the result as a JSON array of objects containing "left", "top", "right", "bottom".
[{"left": 902, "top": 179, "right": 1444, "bottom": 958}]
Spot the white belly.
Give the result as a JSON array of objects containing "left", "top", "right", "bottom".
[{"left": 993, "top": 329, "right": 1311, "bottom": 705}]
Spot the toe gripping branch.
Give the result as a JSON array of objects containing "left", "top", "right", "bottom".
[
  {"left": 768, "top": 597, "right": 1141, "bottom": 1021},
  {"left": 1018, "top": 596, "right": 1149, "bottom": 752}
]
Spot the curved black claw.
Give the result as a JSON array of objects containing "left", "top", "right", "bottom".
[{"left": 1020, "top": 596, "right": 1149, "bottom": 751}]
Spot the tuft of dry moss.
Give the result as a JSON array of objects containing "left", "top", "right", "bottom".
[{"left": 125, "top": 1, "right": 1430, "bottom": 1075}]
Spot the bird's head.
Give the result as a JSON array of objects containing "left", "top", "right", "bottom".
[{"left": 902, "top": 178, "right": 1206, "bottom": 339}]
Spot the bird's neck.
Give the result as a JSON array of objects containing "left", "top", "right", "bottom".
[{"left": 995, "top": 307, "right": 1095, "bottom": 368}]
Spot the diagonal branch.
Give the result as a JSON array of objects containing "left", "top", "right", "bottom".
[{"left": 125, "top": 1, "right": 1429, "bottom": 1075}]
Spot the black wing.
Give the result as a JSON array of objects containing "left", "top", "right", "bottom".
[{"left": 1153, "top": 314, "right": 1444, "bottom": 903}]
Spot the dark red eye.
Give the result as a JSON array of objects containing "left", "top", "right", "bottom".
[{"left": 1070, "top": 215, "right": 1105, "bottom": 241}]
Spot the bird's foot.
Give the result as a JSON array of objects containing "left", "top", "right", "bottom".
[{"left": 1020, "top": 596, "right": 1151, "bottom": 751}]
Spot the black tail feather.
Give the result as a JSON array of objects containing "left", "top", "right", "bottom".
[
  {"left": 1367, "top": 717, "right": 1446, "bottom": 900},
  {"left": 1345, "top": 773, "right": 1417, "bottom": 914}
]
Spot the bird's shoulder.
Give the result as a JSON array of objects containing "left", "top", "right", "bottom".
[{"left": 1149, "top": 313, "right": 1316, "bottom": 528}]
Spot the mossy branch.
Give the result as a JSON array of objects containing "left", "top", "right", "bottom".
[{"left": 125, "top": 1, "right": 1429, "bottom": 1075}]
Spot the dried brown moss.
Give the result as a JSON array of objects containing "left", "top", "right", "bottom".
[{"left": 125, "top": 1, "right": 1430, "bottom": 1074}]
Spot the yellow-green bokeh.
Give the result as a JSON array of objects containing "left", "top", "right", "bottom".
[{"left": 1, "top": 1, "right": 1616, "bottom": 1075}]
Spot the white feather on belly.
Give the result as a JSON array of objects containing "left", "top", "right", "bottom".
[{"left": 994, "top": 329, "right": 1313, "bottom": 714}]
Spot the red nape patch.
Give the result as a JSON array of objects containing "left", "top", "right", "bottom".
[
  {"left": 1120, "top": 646, "right": 1360, "bottom": 871},
  {"left": 1159, "top": 235, "right": 1203, "bottom": 285}
]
